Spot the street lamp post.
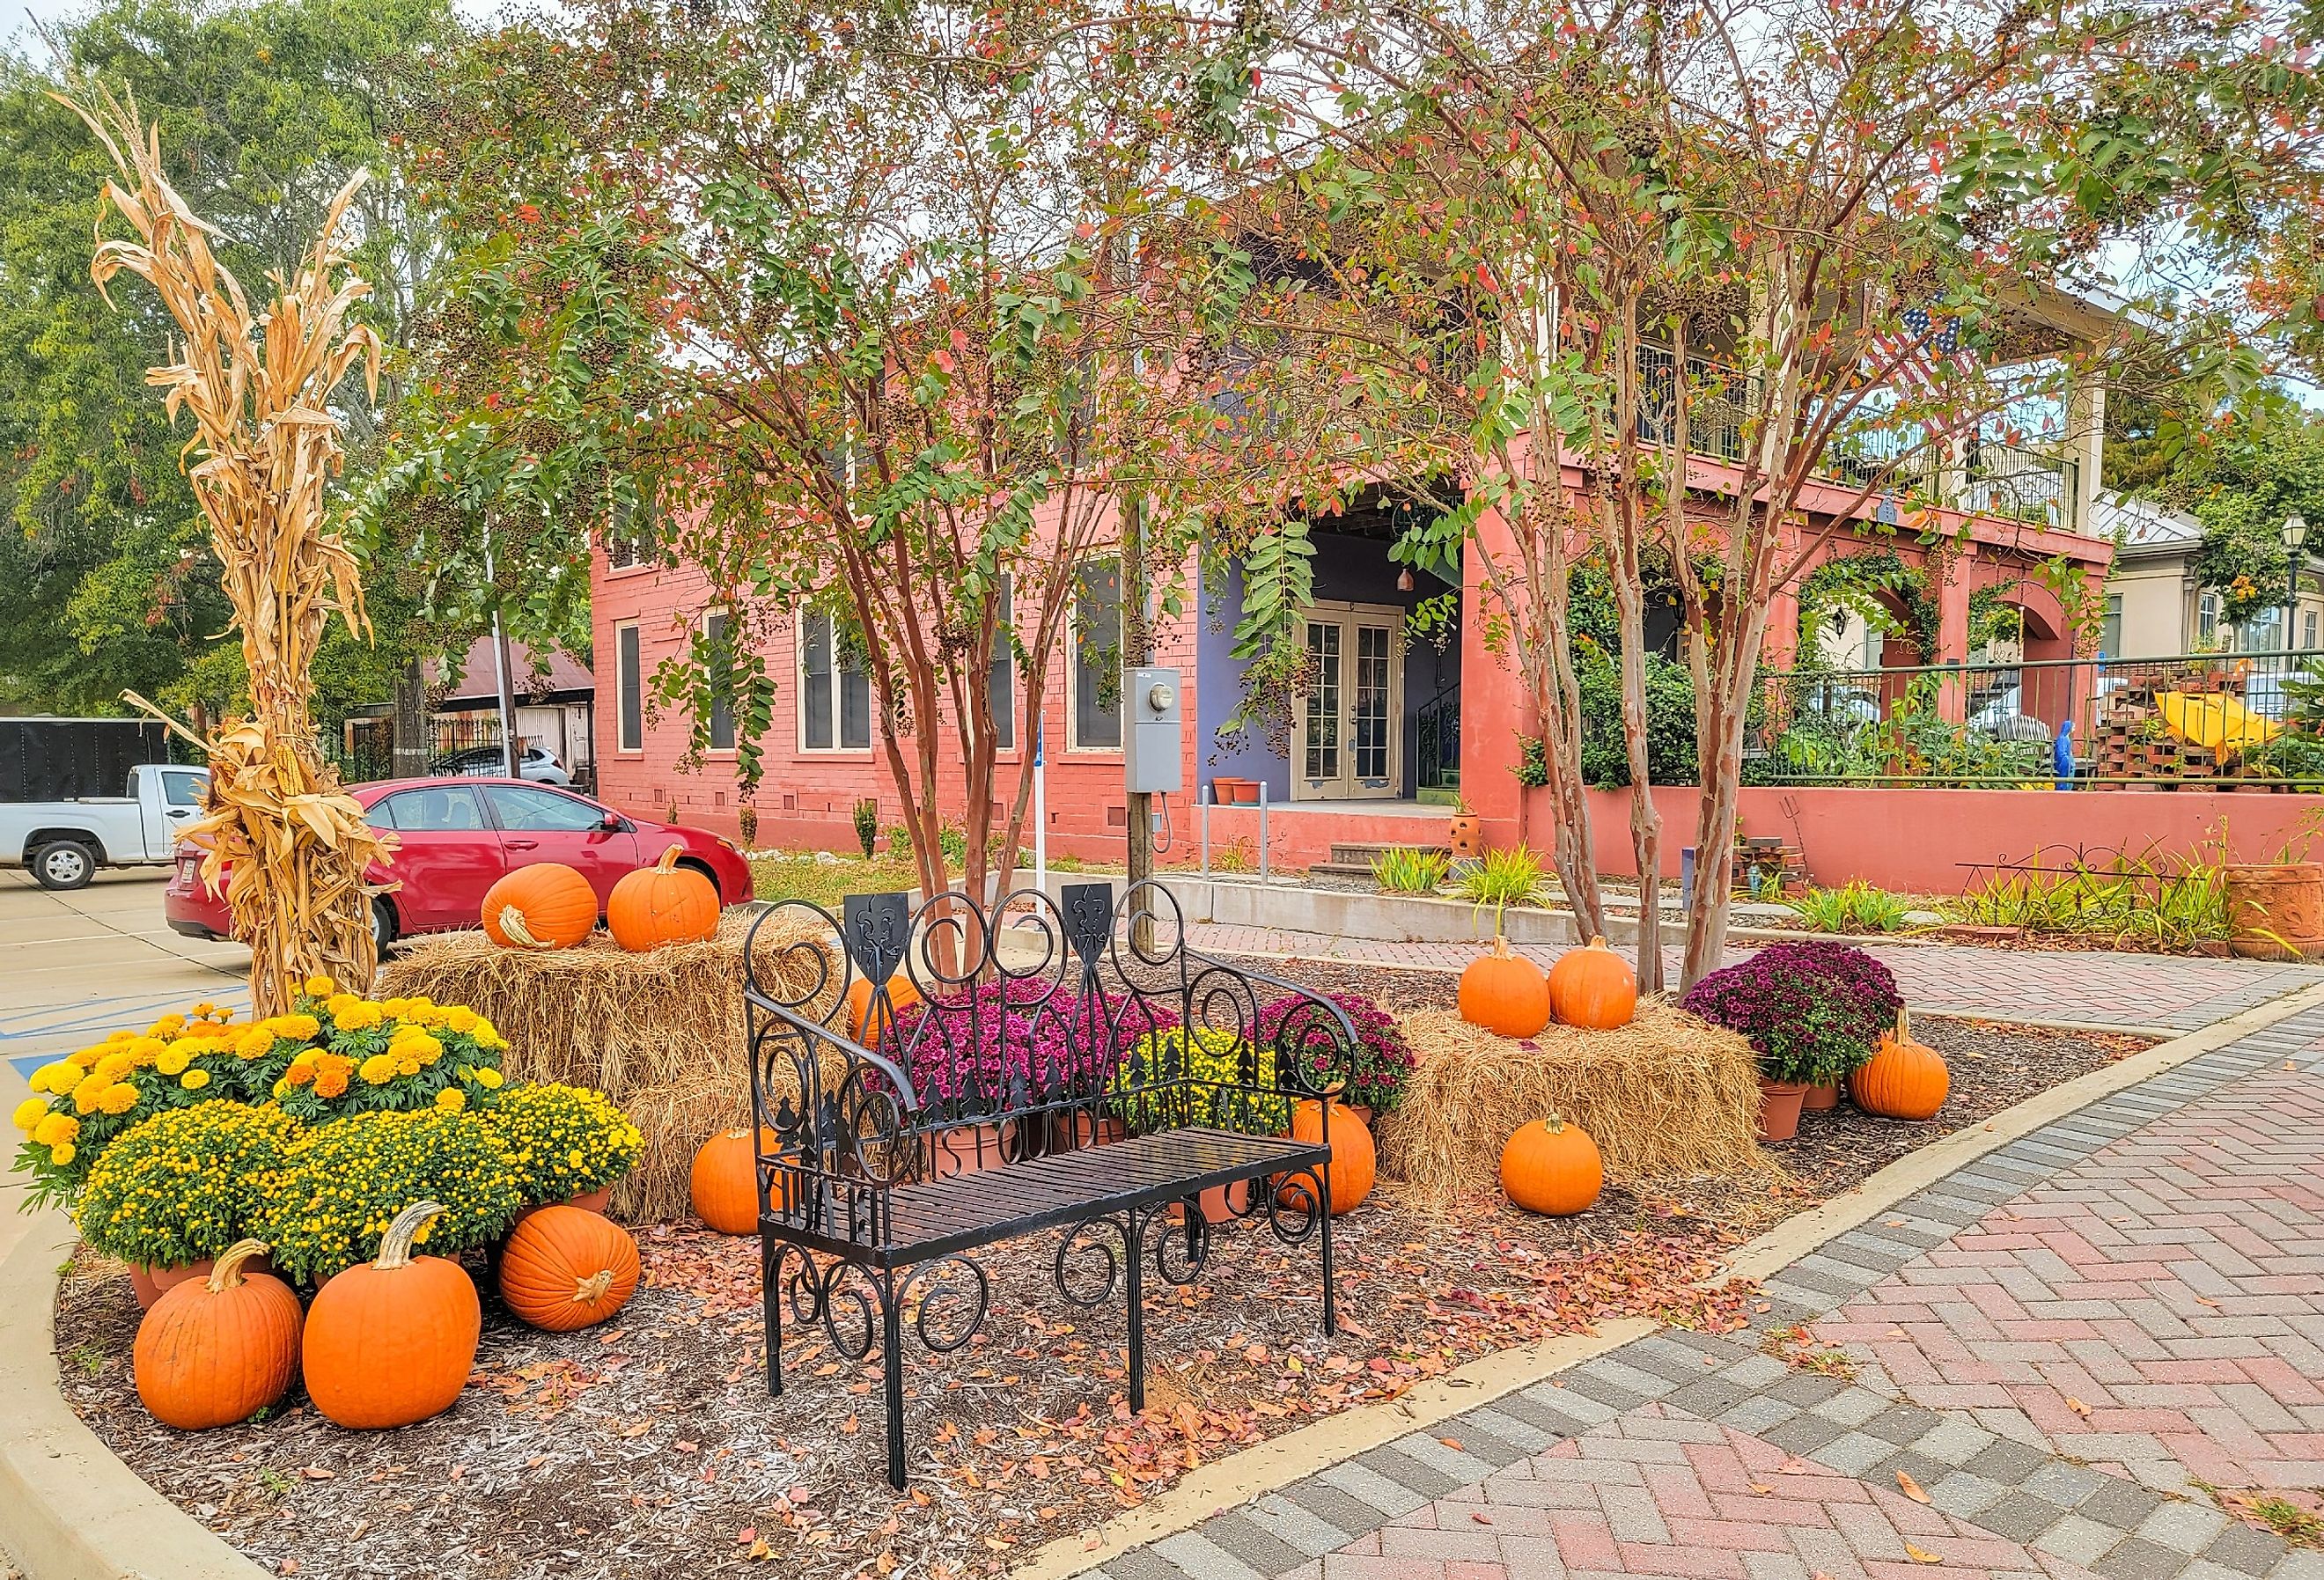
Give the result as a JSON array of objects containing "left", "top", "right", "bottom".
[{"left": 2285, "top": 511, "right": 2310, "bottom": 659}]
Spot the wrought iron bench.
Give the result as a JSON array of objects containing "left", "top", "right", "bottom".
[{"left": 739, "top": 878, "right": 1356, "bottom": 1488}]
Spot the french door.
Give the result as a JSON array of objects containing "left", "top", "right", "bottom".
[{"left": 1293, "top": 603, "right": 1403, "bottom": 799}]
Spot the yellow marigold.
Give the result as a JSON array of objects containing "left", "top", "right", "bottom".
[
  {"left": 473, "top": 1067, "right": 505, "bottom": 1091},
  {"left": 71, "top": 1075, "right": 109, "bottom": 1115},
  {"left": 145, "top": 1014, "right": 186, "bottom": 1039},
  {"left": 97, "top": 1083, "right": 140, "bottom": 1116},
  {"left": 92, "top": 1052, "right": 136, "bottom": 1084},
  {"left": 189, "top": 1001, "right": 217, "bottom": 1019},
  {"left": 33, "top": 1112, "right": 78, "bottom": 1146},
  {"left": 104, "top": 1030, "right": 133, "bottom": 1045},
  {"left": 390, "top": 1029, "right": 445, "bottom": 1064},
  {"left": 436, "top": 1088, "right": 468, "bottom": 1113},
  {"left": 28, "top": 1061, "right": 75, "bottom": 1094},
  {"left": 154, "top": 1046, "right": 193, "bottom": 1077},
  {"left": 394, "top": 1056, "right": 422, "bottom": 1077},
  {"left": 12, "top": 1098, "right": 46, "bottom": 1133},
  {"left": 272, "top": 1079, "right": 292, "bottom": 1099},
  {"left": 48, "top": 1141, "right": 74, "bottom": 1166},
  {"left": 441, "top": 1006, "right": 479, "bottom": 1035},
  {"left": 474, "top": 1019, "right": 509, "bottom": 1051},
  {"left": 358, "top": 1054, "right": 399, "bottom": 1086},
  {"left": 270, "top": 1013, "right": 321, "bottom": 1042},
  {"left": 332, "top": 1000, "right": 385, "bottom": 1032},
  {"left": 304, "top": 974, "right": 335, "bottom": 996},
  {"left": 180, "top": 1069, "right": 212, "bottom": 1091},
  {"left": 234, "top": 1025, "right": 277, "bottom": 1058},
  {"left": 125, "top": 1036, "right": 166, "bottom": 1065}
]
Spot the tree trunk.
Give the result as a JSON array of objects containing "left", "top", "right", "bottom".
[
  {"left": 1607, "top": 547, "right": 1663, "bottom": 992},
  {"left": 391, "top": 657, "right": 430, "bottom": 780}
]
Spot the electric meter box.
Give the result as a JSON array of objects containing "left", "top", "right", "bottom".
[{"left": 1122, "top": 666, "right": 1183, "bottom": 794}]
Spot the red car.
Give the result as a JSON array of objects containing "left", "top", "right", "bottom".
[{"left": 165, "top": 777, "right": 754, "bottom": 952}]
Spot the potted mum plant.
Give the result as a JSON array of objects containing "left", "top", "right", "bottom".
[
  {"left": 484, "top": 1082, "right": 644, "bottom": 1220},
  {"left": 1680, "top": 941, "right": 1902, "bottom": 1142},
  {"left": 73, "top": 1102, "right": 302, "bottom": 1307},
  {"left": 1257, "top": 990, "right": 1416, "bottom": 1126},
  {"left": 1108, "top": 1025, "right": 1286, "bottom": 1221}
]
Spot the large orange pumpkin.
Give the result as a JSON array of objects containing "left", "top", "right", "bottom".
[
  {"left": 497, "top": 1206, "right": 639, "bottom": 1331},
  {"left": 607, "top": 845, "right": 720, "bottom": 952},
  {"left": 844, "top": 972, "right": 923, "bottom": 1042},
  {"left": 1276, "top": 1100, "right": 1376, "bottom": 1215},
  {"left": 1459, "top": 936, "right": 1550, "bottom": 1039},
  {"left": 691, "top": 1128, "right": 784, "bottom": 1233},
  {"left": 1850, "top": 1007, "right": 1948, "bottom": 1121},
  {"left": 480, "top": 863, "right": 596, "bottom": 949},
  {"left": 1548, "top": 936, "right": 1638, "bottom": 1030},
  {"left": 303, "top": 1202, "right": 481, "bottom": 1429},
  {"left": 1500, "top": 1114, "right": 1604, "bottom": 1216},
  {"left": 133, "top": 1238, "right": 302, "bottom": 1430}
]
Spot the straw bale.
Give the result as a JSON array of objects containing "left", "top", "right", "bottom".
[
  {"left": 378, "top": 911, "right": 838, "bottom": 1220},
  {"left": 1381, "top": 1001, "right": 1771, "bottom": 1206}
]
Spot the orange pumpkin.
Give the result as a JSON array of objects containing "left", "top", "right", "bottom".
[
  {"left": 1276, "top": 1100, "right": 1376, "bottom": 1215},
  {"left": 1548, "top": 936, "right": 1637, "bottom": 1029},
  {"left": 607, "top": 845, "right": 720, "bottom": 952},
  {"left": 844, "top": 972, "right": 923, "bottom": 1042},
  {"left": 132, "top": 1239, "right": 302, "bottom": 1430},
  {"left": 1500, "top": 1114, "right": 1604, "bottom": 1216},
  {"left": 1850, "top": 1007, "right": 1948, "bottom": 1121},
  {"left": 480, "top": 863, "right": 596, "bottom": 949},
  {"left": 303, "top": 1202, "right": 481, "bottom": 1429},
  {"left": 497, "top": 1206, "right": 639, "bottom": 1331},
  {"left": 1459, "top": 936, "right": 1550, "bottom": 1039},
  {"left": 691, "top": 1128, "right": 783, "bottom": 1234}
]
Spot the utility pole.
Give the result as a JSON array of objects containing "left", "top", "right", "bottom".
[
  {"left": 482, "top": 523, "right": 519, "bottom": 779},
  {"left": 1122, "top": 493, "right": 1153, "bottom": 948}
]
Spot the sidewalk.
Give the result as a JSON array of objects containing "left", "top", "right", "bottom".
[
  {"left": 1189, "top": 925, "right": 2324, "bottom": 1033},
  {"left": 1085, "top": 997, "right": 2324, "bottom": 1580}
]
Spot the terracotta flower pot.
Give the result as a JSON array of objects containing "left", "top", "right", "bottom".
[
  {"left": 1756, "top": 1078, "right": 1808, "bottom": 1143},
  {"left": 1801, "top": 1082, "right": 1840, "bottom": 1113},
  {"left": 1342, "top": 1104, "right": 1374, "bottom": 1128},
  {"left": 1212, "top": 776, "right": 1259, "bottom": 805},
  {"left": 511, "top": 1182, "right": 618, "bottom": 1230},
  {"left": 126, "top": 1253, "right": 275, "bottom": 1310},
  {"left": 1048, "top": 1112, "right": 1126, "bottom": 1152},
  {"left": 1448, "top": 813, "right": 1482, "bottom": 857},
  {"left": 1171, "top": 1179, "right": 1254, "bottom": 1225},
  {"left": 930, "top": 1121, "right": 1015, "bottom": 1178}
]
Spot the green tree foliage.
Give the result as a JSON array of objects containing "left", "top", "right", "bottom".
[{"left": 0, "top": 0, "right": 460, "bottom": 718}]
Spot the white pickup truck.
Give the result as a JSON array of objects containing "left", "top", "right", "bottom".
[{"left": 0, "top": 761, "right": 211, "bottom": 890}]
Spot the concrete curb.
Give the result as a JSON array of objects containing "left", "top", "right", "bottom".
[
  {"left": 0, "top": 1202, "right": 267, "bottom": 1580},
  {"left": 1010, "top": 974, "right": 2324, "bottom": 1580}
]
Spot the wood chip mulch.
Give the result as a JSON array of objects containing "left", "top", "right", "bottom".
[{"left": 51, "top": 959, "right": 2151, "bottom": 1580}]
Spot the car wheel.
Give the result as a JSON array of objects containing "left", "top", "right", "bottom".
[
  {"left": 32, "top": 841, "right": 98, "bottom": 892},
  {"left": 675, "top": 856, "right": 722, "bottom": 898},
  {"left": 371, "top": 897, "right": 399, "bottom": 955}
]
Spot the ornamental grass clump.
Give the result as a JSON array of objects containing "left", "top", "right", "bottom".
[
  {"left": 74, "top": 1104, "right": 300, "bottom": 1272},
  {"left": 1679, "top": 940, "right": 1902, "bottom": 1087},
  {"left": 1258, "top": 990, "right": 1416, "bottom": 1116},
  {"left": 257, "top": 1108, "right": 524, "bottom": 1283},
  {"left": 483, "top": 1083, "right": 644, "bottom": 1207}
]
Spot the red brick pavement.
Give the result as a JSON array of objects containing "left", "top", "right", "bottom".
[
  {"left": 1812, "top": 1067, "right": 2324, "bottom": 1497},
  {"left": 1285, "top": 1407, "right": 2103, "bottom": 1580}
]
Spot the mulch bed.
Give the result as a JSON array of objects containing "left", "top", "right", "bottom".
[{"left": 51, "top": 959, "right": 2152, "bottom": 1580}]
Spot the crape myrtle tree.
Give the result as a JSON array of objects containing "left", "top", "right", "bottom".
[
  {"left": 379, "top": 0, "right": 1298, "bottom": 911},
  {"left": 1234, "top": 0, "right": 2202, "bottom": 985}
]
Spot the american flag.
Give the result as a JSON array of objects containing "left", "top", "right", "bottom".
[{"left": 1870, "top": 303, "right": 1976, "bottom": 396}]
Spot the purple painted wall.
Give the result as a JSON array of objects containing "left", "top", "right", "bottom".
[{"left": 1194, "top": 530, "right": 1460, "bottom": 801}]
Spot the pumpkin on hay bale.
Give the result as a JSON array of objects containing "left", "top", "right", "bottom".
[
  {"left": 377, "top": 911, "right": 838, "bottom": 1221},
  {"left": 1381, "top": 1001, "right": 1771, "bottom": 1207}
]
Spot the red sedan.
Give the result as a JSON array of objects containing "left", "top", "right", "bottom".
[{"left": 165, "top": 777, "right": 754, "bottom": 952}]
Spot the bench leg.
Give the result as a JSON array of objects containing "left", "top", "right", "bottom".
[
  {"left": 1125, "top": 1211, "right": 1147, "bottom": 1414},
  {"left": 881, "top": 1270, "right": 908, "bottom": 1490},
  {"left": 1319, "top": 1176, "right": 1340, "bottom": 1338},
  {"left": 762, "top": 1238, "right": 785, "bottom": 1398}
]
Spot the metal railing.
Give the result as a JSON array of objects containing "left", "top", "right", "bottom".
[
  {"left": 1749, "top": 649, "right": 2324, "bottom": 788},
  {"left": 1414, "top": 683, "right": 1460, "bottom": 791}
]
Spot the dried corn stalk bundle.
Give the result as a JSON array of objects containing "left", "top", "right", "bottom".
[{"left": 63, "top": 83, "right": 390, "bottom": 1014}]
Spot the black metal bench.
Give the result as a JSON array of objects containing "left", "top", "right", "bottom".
[{"left": 739, "top": 878, "right": 1356, "bottom": 1488}]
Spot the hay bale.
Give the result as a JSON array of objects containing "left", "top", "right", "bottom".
[
  {"left": 1380, "top": 1001, "right": 1770, "bottom": 1207},
  {"left": 378, "top": 911, "right": 838, "bottom": 1221}
]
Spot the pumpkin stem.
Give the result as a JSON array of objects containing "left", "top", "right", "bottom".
[
  {"left": 498, "top": 907, "right": 549, "bottom": 949},
  {"left": 374, "top": 1201, "right": 446, "bottom": 1271},
  {"left": 654, "top": 843, "right": 683, "bottom": 874},
  {"left": 1490, "top": 934, "right": 1516, "bottom": 959},
  {"left": 1896, "top": 1005, "right": 1910, "bottom": 1042},
  {"left": 1587, "top": 935, "right": 1607, "bottom": 949},
  {"left": 1543, "top": 1112, "right": 1566, "bottom": 1135},
  {"left": 574, "top": 1268, "right": 616, "bottom": 1304},
  {"left": 204, "top": 1238, "right": 270, "bottom": 1292}
]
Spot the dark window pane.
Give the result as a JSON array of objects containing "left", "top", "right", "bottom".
[
  {"left": 802, "top": 612, "right": 834, "bottom": 750},
  {"left": 1073, "top": 561, "right": 1122, "bottom": 748},
  {"left": 484, "top": 784, "right": 604, "bottom": 831},
  {"left": 617, "top": 626, "right": 643, "bottom": 751},
  {"left": 705, "top": 613, "right": 736, "bottom": 751},
  {"left": 383, "top": 786, "right": 486, "bottom": 831},
  {"left": 839, "top": 644, "right": 872, "bottom": 750}
]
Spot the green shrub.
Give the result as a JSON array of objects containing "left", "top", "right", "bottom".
[
  {"left": 1453, "top": 846, "right": 1553, "bottom": 932},
  {"left": 1576, "top": 646, "right": 1700, "bottom": 788},
  {"left": 1782, "top": 880, "right": 1913, "bottom": 934},
  {"left": 852, "top": 797, "right": 880, "bottom": 858}
]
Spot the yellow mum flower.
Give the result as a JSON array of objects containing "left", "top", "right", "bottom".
[
  {"left": 436, "top": 1088, "right": 468, "bottom": 1113},
  {"left": 93, "top": 1052, "right": 136, "bottom": 1084},
  {"left": 33, "top": 1112, "right": 78, "bottom": 1146},
  {"left": 358, "top": 1054, "right": 399, "bottom": 1086},
  {"left": 473, "top": 1067, "right": 505, "bottom": 1091},
  {"left": 154, "top": 1046, "right": 193, "bottom": 1077},
  {"left": 48, "top": 1141, "right": 74, "bottom": 1166},
  {"left": 12, "top": 1098, "right": 47, "bottom": 1133},
  {"left": 98, "top": 1083, "right": 141, "bottom": 1116},
  {"left": 180, "top": 1069, "right": 212, "bottom": 1091},
  {"left": 333, "top": 1000, "right": 385, "bottom": 1032},
  {"left": 304, "top": 974, "right": 335, "bottom": 996}
]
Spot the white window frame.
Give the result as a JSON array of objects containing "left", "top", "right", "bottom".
[
  {"left": 795, "top": 607, "right": 874, "bottom": 754},
  {"left": 614, "top": 621, "right": 643, "bottom": 754},
  {"left": 1067, "top": 559, "right": 1124, "bottom": 753}
]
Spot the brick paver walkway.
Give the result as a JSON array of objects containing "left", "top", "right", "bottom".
[
  {"left": 1081, "top": 1003, "right": 2324, "bottom": 1580},
  {"left": 1190, "top": 924, "right": 2324, "bottom": 1032}
]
